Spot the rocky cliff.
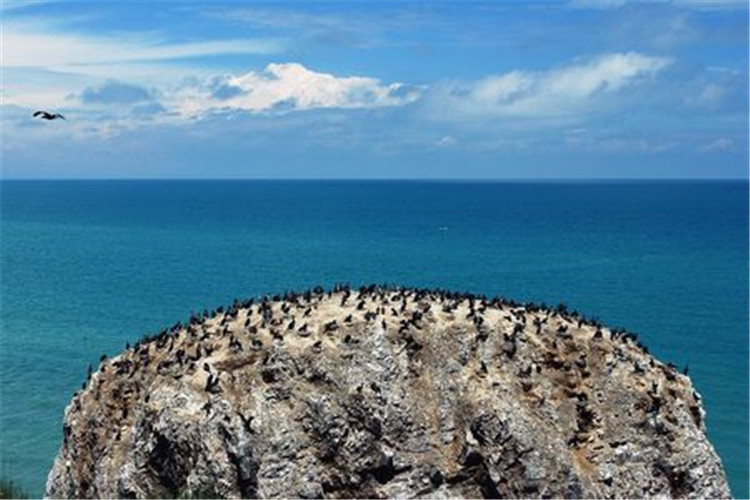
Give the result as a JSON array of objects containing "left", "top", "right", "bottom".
[{"left": 46, "top": 286, "right": 731, "bottom": 499}]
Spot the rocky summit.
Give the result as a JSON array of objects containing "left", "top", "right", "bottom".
[{"left": 46, "top": 286, "right": 731, "bottom": 499}]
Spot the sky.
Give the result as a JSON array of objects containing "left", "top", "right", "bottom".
[{"left": 1, "top": 0, "right": 748, "bottom": 179}]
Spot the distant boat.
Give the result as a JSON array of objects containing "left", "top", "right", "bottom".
[{"left": 438, "top": 226, "right": 450, "bottom": 231}]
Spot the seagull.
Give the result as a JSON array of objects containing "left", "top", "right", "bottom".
[{"left": 33, "top": 111, "right": 65, "bottom": 120}]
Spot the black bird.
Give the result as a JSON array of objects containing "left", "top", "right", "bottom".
[
  {"left": 33, "top": 110, "right": 65, "bottom": 120},
  {"left": 205, "top": 373, "right": 221, "bottom": 393},
  {"left": 238, "top": 412, "right": 254, "bottom": 433}
]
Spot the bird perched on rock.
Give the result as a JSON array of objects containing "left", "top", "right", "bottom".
[{"left": 33, "top": 111, "right": 66, "bottom": 120}]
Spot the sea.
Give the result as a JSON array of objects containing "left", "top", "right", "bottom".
[{"left": 0, "top": 180, "right": 747, "bottom": 497}]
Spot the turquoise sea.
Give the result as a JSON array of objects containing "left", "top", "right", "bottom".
[{"left": 0, "top": 180, "right": 747, "bottom": 497}]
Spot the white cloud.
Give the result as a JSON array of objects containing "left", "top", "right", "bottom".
[
  {"left": 427, "top": 52, "right": 671, "bottom": 122},
  {"left": 435, "top": 135, "right": 457, "bottom": 147},
  {"left": 2, "top": 63, "right": 422, "bottom": 141},
  {"left": 698, "top": 137, "right": 733, "bottom": 152},
  {"left": 0, "top": 0, "right": 58, "bottom": 11},
  {"left": 170, "top": 63, "right": 422, "bottom": 118},
  {"left": 568, "top": 0, "right": 627, "bottom": 9},
  {"left": 0, "top": 18, "right": 287, "bottom": 111},
  {"left": 691, "top": 83, "right": 727, "bottom": 109},
  {"left": 568, "top": 0, "right": 747, "bottom": 9},
  {"left": 472, "top": 72, "right": 533, "bottom": 104},
  {"left": 2, "top": 29, "right": 285, "bottom": 69},
  {"left": 564, "top": 131, "right": 680, "bottom": 153},
  {"left": 674, "top": 0, "right": 748, "bottom": 11},
  {"left": 202, "top": 6, "right": 445, "bottom": 50},
  {"left": 79, "top": 80, "right": 154, "bottom": 105}
]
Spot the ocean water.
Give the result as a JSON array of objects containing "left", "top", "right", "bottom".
[{"left": 0, "top": 180, "right": 747, "bottom": 497}]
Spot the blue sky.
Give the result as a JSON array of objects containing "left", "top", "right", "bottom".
[{"left": 2, "top": 0, "right": 748, "bottom": 179}]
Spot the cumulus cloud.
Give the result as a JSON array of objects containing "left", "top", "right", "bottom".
[
  {"left": 0, "top": 18, "right": 288, "bottom": 112},
  {"left": 427, "top": 52, "right": 671, "bottom": 122},
  {"left": 170, "top": 63, "right": 422, "bottom": 118},
  {"left": 2, "top": 62, "right": 423, "bottom": 140},
  {"left": 80, "top": 80, "right": 153, "bottom": 105},
  {"left": 209, "top": 79, "right": 246, "bottom": 101}
]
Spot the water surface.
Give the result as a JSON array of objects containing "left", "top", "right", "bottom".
[{"left": 1, "top": 180, "right": 747, "bottom": 496}]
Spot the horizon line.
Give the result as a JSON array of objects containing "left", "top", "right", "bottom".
[{"left": 1, "top": 177, "right": 748, "bottom": 182}]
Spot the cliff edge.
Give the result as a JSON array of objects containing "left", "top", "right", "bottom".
[{"left": 46, "top": 286, "right": 731, "bottom": 498}]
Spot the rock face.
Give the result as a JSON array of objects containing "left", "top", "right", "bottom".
[{"left": 46, "top": 286, "right": 731, "bottom": 499}]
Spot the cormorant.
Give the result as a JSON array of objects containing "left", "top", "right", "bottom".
[
  {"left": 238, "top": 412, "right": 254, "bottom": 433},
  {"left": 33, "top": 110, "right": 65, "bottom": 120},
  {"left": 205, "top": 373, "right": 221, "bottom": 393}
]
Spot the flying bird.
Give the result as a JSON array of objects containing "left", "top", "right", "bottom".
[{"left": 33, "top": 111, "right": 66, "bottom": 120}]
